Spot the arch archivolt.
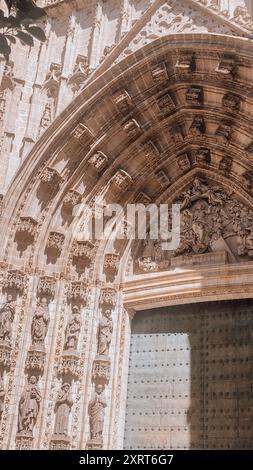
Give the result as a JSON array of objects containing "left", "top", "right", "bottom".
[{"left": 1, "top": 33, "right": 253, "bottom": 449}]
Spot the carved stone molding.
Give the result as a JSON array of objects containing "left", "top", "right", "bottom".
[
  {"left": 63, "top": 189, "right": 82, "bottom": 208},
  {"left": 150, "top": 63, "right": 168, "bottom": 83},
  {"left": 46, "top": 232, "right": 65, "bottom": 252},
  {"left": 86, "top": 437, "right": 103, "bottom": 450},
  {"left": 134, "top": 192, "right": 152, "bottom": 205},
  {"left": 177, "top": 153, "right": 191, "bottom": 172},
  {"left": 99, "top": 287, "right": 116, "bottom": 307},
  {"left": 40, "top": 167, "right": 63, "bottom": 188},
  {"left": 92, "top": 356, "right": 111, "bottom": 385},
  {"left": 67, "top": 281, "right": 86, "bottom": 301},
  {"left": 72, "top": 240, "right": 95, "bottom": 260},
  {"left": 25, "top": 347, "right": 46, "bottom": 375},
  {"left": 241, "top": 171, "right": 253, "bottom": 191},
  {"left": 246, "top": 142, "right": 253, "bottom": 154},
  {"left": 37, "top": 276, "right": 56, "bottom": 297},
  {"left": 50, "top": 435, "right": 70, "bottom": 450},
  {"left": 88, "top": 151, "right": 108, "bottom": 171},
  {"left": 104, "top": 253, "right": 120, "bottom": 273},
  {"left": 16, "top": 217, "right": 38, "bottom": 237},
  {"left": 112, "top": 90, "right": 133, "bottom": 114},
  {"left": 3, "top": 270, "right": 26, "bottom": 292},
  {"left": 15, "top": 434, "right": 34, "bottom": 450},
  {"left": 71, "top": 123, "right": 93, "bottom": 146},
  {"left": 123, "top": 119, "right": 141, "bottom": 138},
  {"left": 59, "top": 350, "right": 81, "bottom": 379}
]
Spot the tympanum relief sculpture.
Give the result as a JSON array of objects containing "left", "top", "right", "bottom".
[{"left": 136, "top": 177, "right": 253, "bottom": 272}]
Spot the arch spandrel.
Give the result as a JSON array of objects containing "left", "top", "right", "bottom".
[{"left": 1, "top": 33, "right": 253, "bottom": 449}]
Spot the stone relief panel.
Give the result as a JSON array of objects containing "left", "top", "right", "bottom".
[{"left": 135, "top": 177, "right": 253, "bottom": 273}]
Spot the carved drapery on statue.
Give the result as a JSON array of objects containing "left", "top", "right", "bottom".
[
  {"left": 87, "top": 384, "right": 107, "bottom": 449},
  {"left": 136, "top": 177, "right": 253, "bottom": 272},
  {"left": 50, "top": 382, "right": 73, "bottom": 450},
  {"left": 0, "top": 295, "right": 15, "bottom": 346},
  {"left": 31, "top": 298, "right": 49, "bottom": 348},
  {"left": 26, "top": 298, "right": 49, "bottom": 374},
  {"left": 97, "top": 309, "right": 113, "bottom": 357},
  {"left": 64, "top": 306, "right": 81, "bottom": 351},
  {"left": 0, "top": 295, "right": 15, "bottom": 370},
  {"left": 17, "top": 376, "right": 41, "bottom": 437}
]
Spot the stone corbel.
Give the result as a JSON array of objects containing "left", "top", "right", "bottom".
[
  {"left": 3, "top": 270, "right": 26, "bottom": 293},
  {"left": 177, "top": 153, "right": 191, "bottom": 173},
  {"left": 150, "top": 63, "right": 168, "bottom": 83}
]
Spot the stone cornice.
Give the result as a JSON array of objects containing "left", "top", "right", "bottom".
[{"left": 122, "top": 262, "right": 253, "bottom": 310}]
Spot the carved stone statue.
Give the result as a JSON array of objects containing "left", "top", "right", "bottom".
[
  {"left": 88, "top": 384, "right": 107, "bottom": 441},
  {"left": 0, "top": 295, "right": 15, "bottom": 345},
  {"left": 31, "top": 298, "right": 49, "bottom": 347},
  {"left": 64, "top": 306, "right": 81, "bottom": 350},
  {"left": 54, "top": 383, "right": 73, "bottom": 436},
  {"left": 17, "top": 376, "right": 41, "bottom": 436},
  {"left": 97, "top": 309, "right": 113, "bottom": 356},
  {"left": 0, "top": 374, "right": 4, "bottom": 421}
]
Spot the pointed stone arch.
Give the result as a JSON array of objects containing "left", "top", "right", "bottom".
[{"left": 1, "top": 33, "right": 253, "bottom": 450}]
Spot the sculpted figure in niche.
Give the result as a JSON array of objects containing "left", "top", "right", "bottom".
[
  {"left": 0, "top": 374, "right": 4, "bottom": 421},
  {"left": 64, "top": 306, "right": 81, "bottom": 350},
  {"left": 31, "top": 298, "right": 49, "bottom": 347},
  {"left": 0, "top": 294, "right": 15, "bottom": 345},
  {"left": 88, "top": 384, "right": 107, "bottom": 441},
  {"left": 17, "top": 376, "right": 41, "bottom": 435},
  {"left": 97, "top": 309, "right": 113, "bottom": 356},
  {"left": 54, "top": 383, "right": 73, "bottom": 436}
]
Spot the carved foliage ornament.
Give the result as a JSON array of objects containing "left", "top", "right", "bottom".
[
  {"left": 47, "top": 232, "right": 65, "bottom": 252},
  {"left": 16, "top": 217, "right": 38, "bottom": 237},
  {"left": 3, "top": 270, "right": 26, "bottom": 292},
  {"left": 67, "top": 281, "right": 86, "bottom": 301}
]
